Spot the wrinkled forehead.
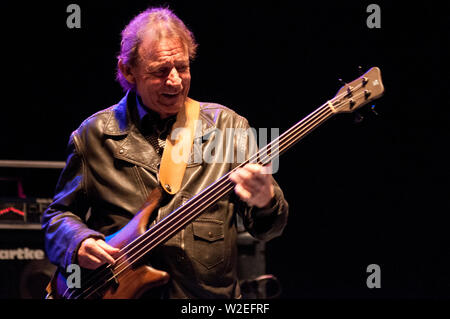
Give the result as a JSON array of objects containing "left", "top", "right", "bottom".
[{"left": 138, "top": 30, "right": 189, "bottom": 64}]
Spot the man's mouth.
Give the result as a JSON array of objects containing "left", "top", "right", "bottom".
[{"left": 161, "top": 92, "right": 180, "bottom": 99}]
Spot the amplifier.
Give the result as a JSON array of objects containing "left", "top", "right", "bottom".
[
  {"left": 0, "top": 197, "right": 55, "bottom": 298},
  {"left": 0, "top": 227, "right": 56, "bottom": 299},
  {"left": 0, "top": 197, "right": 52, "bottom": 225}
]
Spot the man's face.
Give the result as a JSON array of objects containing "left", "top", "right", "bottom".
[{"left": 130, "top": 35, "right": 191, "bottom": 118}]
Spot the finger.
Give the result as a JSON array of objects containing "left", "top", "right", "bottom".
[
  {"left": 232, "top": 168, "right": 262, "bottom": 191},
  {"left": 245, "top": 163, "right": 273, "bottom": 177},
  {"left": 248, "top": 164, "right": 274, "bottom": 189},
  {"left": 243, "top": 163, "right": 263, "bottom": 173},
  {"left": 229, "top": 170, "right": 239, "bottom": 183},
  {"left": 85, "top": 242, "right": 116, "bottom": 265},
  {"left": 242, "top": 165, "right": 269, "bottom": 184},
  {"left": 230, "top": 169, "right": 252, "bottom": 189},
  {"left": 78, "top": 253, "right": 104, "bottom": 270},
  {"left": 234, "top": 183, "right": 253, "bottom": 204},
  {"left": 240, "top": 165, "right": 276, "bottom": 207},
  {"left": 96, "top": 240, "right": 120, "bottom": 255},
  {"left": 232, "top": 167, "right": 255, "bottom": 186},
  {"left": 260, "top": 163, "right": 273, "bottom": 175},
  {"left": 86, "top": 255, "right": 104, "bottom": 268}
]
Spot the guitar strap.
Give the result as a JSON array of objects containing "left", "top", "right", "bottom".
[{"left": 158, "top": 97, "right": 200, "bottom": 195}]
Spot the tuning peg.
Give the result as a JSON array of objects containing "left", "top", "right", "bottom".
[{"left": 338, "top": 78, "right": 346, "bottom": 86}]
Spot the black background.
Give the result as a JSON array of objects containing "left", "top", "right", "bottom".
[{"left": 0, "top": 0, "right": 448, "bottom": 299}]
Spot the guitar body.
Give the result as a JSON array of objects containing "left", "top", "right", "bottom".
[{"left": 46, "top": 187, "right": 170, "bottom": 299}]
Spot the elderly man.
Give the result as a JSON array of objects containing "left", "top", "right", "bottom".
[{"left": 42, "top": 7, "right": 288, "bottom": 299}]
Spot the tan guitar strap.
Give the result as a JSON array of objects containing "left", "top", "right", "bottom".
[{"left": 159, "top": 97, "right": 200, "bottom": 195}]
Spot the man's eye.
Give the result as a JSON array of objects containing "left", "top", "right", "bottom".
[
  {"left": 152, "top": 68, "right": 169, "bottom": 76},
  {"left": 151, "top": 65, "right": 188, "bottom": 77}
]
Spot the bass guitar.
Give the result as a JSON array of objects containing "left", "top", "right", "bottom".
[{"left": 46, "top": 66, "right": 385, "bottom": 299}]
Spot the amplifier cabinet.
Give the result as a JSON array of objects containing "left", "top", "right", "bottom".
[{"left": 0, "top": 226, "right": 56, "bottom": 299}]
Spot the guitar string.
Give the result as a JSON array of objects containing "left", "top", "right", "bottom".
[
  {"left": 106, "top": 86, "right": 369, "bottom": 274},
  {"left": 69, "top": 85, "right": 368, "bottom": 299},
  {"left": 78, "top": 80, "right": 371, "bottom": 299},
  {"left": 72, "top": 104, "right": 334, "bottom": 299},
  {"left": 71, "top": 86, "right": 367, "bottom": 299},
  {"left": 103, "top": 82, "right": 367, "bottom": 267},
  {"left": 66, "top": 98, "right": 335, "bottom": 298},
  {"left": 105, "top": 99, "right": 334, "bottom": 259},
  {"left": 89, "top": 81, "right": 362, "bottom": 267},
  {"left": 69, "top": 84, "right": 366, "bottom": 298},
  {"left": 112, "top": 109, "right": 335, "bottom": 273},
  {"left": 69, "top": 104, "right": 332, "bottom": 299}
]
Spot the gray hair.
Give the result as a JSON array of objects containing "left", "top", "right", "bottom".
[{"left": 116, "top": 7, "right": 198, "bottom": 91}]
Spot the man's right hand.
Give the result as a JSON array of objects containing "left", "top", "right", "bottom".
[{"left": 77, "top": 238, "right": 120, "bottom": 269}]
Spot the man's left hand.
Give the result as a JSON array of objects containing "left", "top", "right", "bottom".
[{"left": 229, "top": 163, "right": 274, "bottom": 208}]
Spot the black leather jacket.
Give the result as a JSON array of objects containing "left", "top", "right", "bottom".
[{"left": 42, "top": 91, "right": 289, "bottom": 298}]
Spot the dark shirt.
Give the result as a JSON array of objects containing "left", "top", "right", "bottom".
[{"left": 136, "top": 95, "right": 176, "bottom": 156}]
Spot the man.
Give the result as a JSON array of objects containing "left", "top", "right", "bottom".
[{"left": 42, "top": 7, "right": 288, "bottom": 299}]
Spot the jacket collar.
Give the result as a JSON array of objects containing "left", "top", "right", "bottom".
[
  {"left": 103, "top": 91, "right": 216, "bottom": 173},
  {"left": 103, "top": 90, "right": 133, "bottom": 136},
  {"left": 103, "top": 90, "right": 216, "bottom": 139}
]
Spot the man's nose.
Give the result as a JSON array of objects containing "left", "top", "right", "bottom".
[{"left": 166, "top": 67, "right": 182, "bottom": 87}]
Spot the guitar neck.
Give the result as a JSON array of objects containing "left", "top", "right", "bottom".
[
  {"left": 259, "top": 103, "right": 335, "bottom": 163},
  {"left": 119, "top": 102, "right": 335, "bottom": 267}
]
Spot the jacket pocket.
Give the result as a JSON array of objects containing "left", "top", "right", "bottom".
[{"left": 192, "top": 218, "right": 224, "bottom": 269}]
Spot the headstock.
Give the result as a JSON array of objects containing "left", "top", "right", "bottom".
[{"left": 328, "top": 67, "right": 384, "bottom": 114}]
